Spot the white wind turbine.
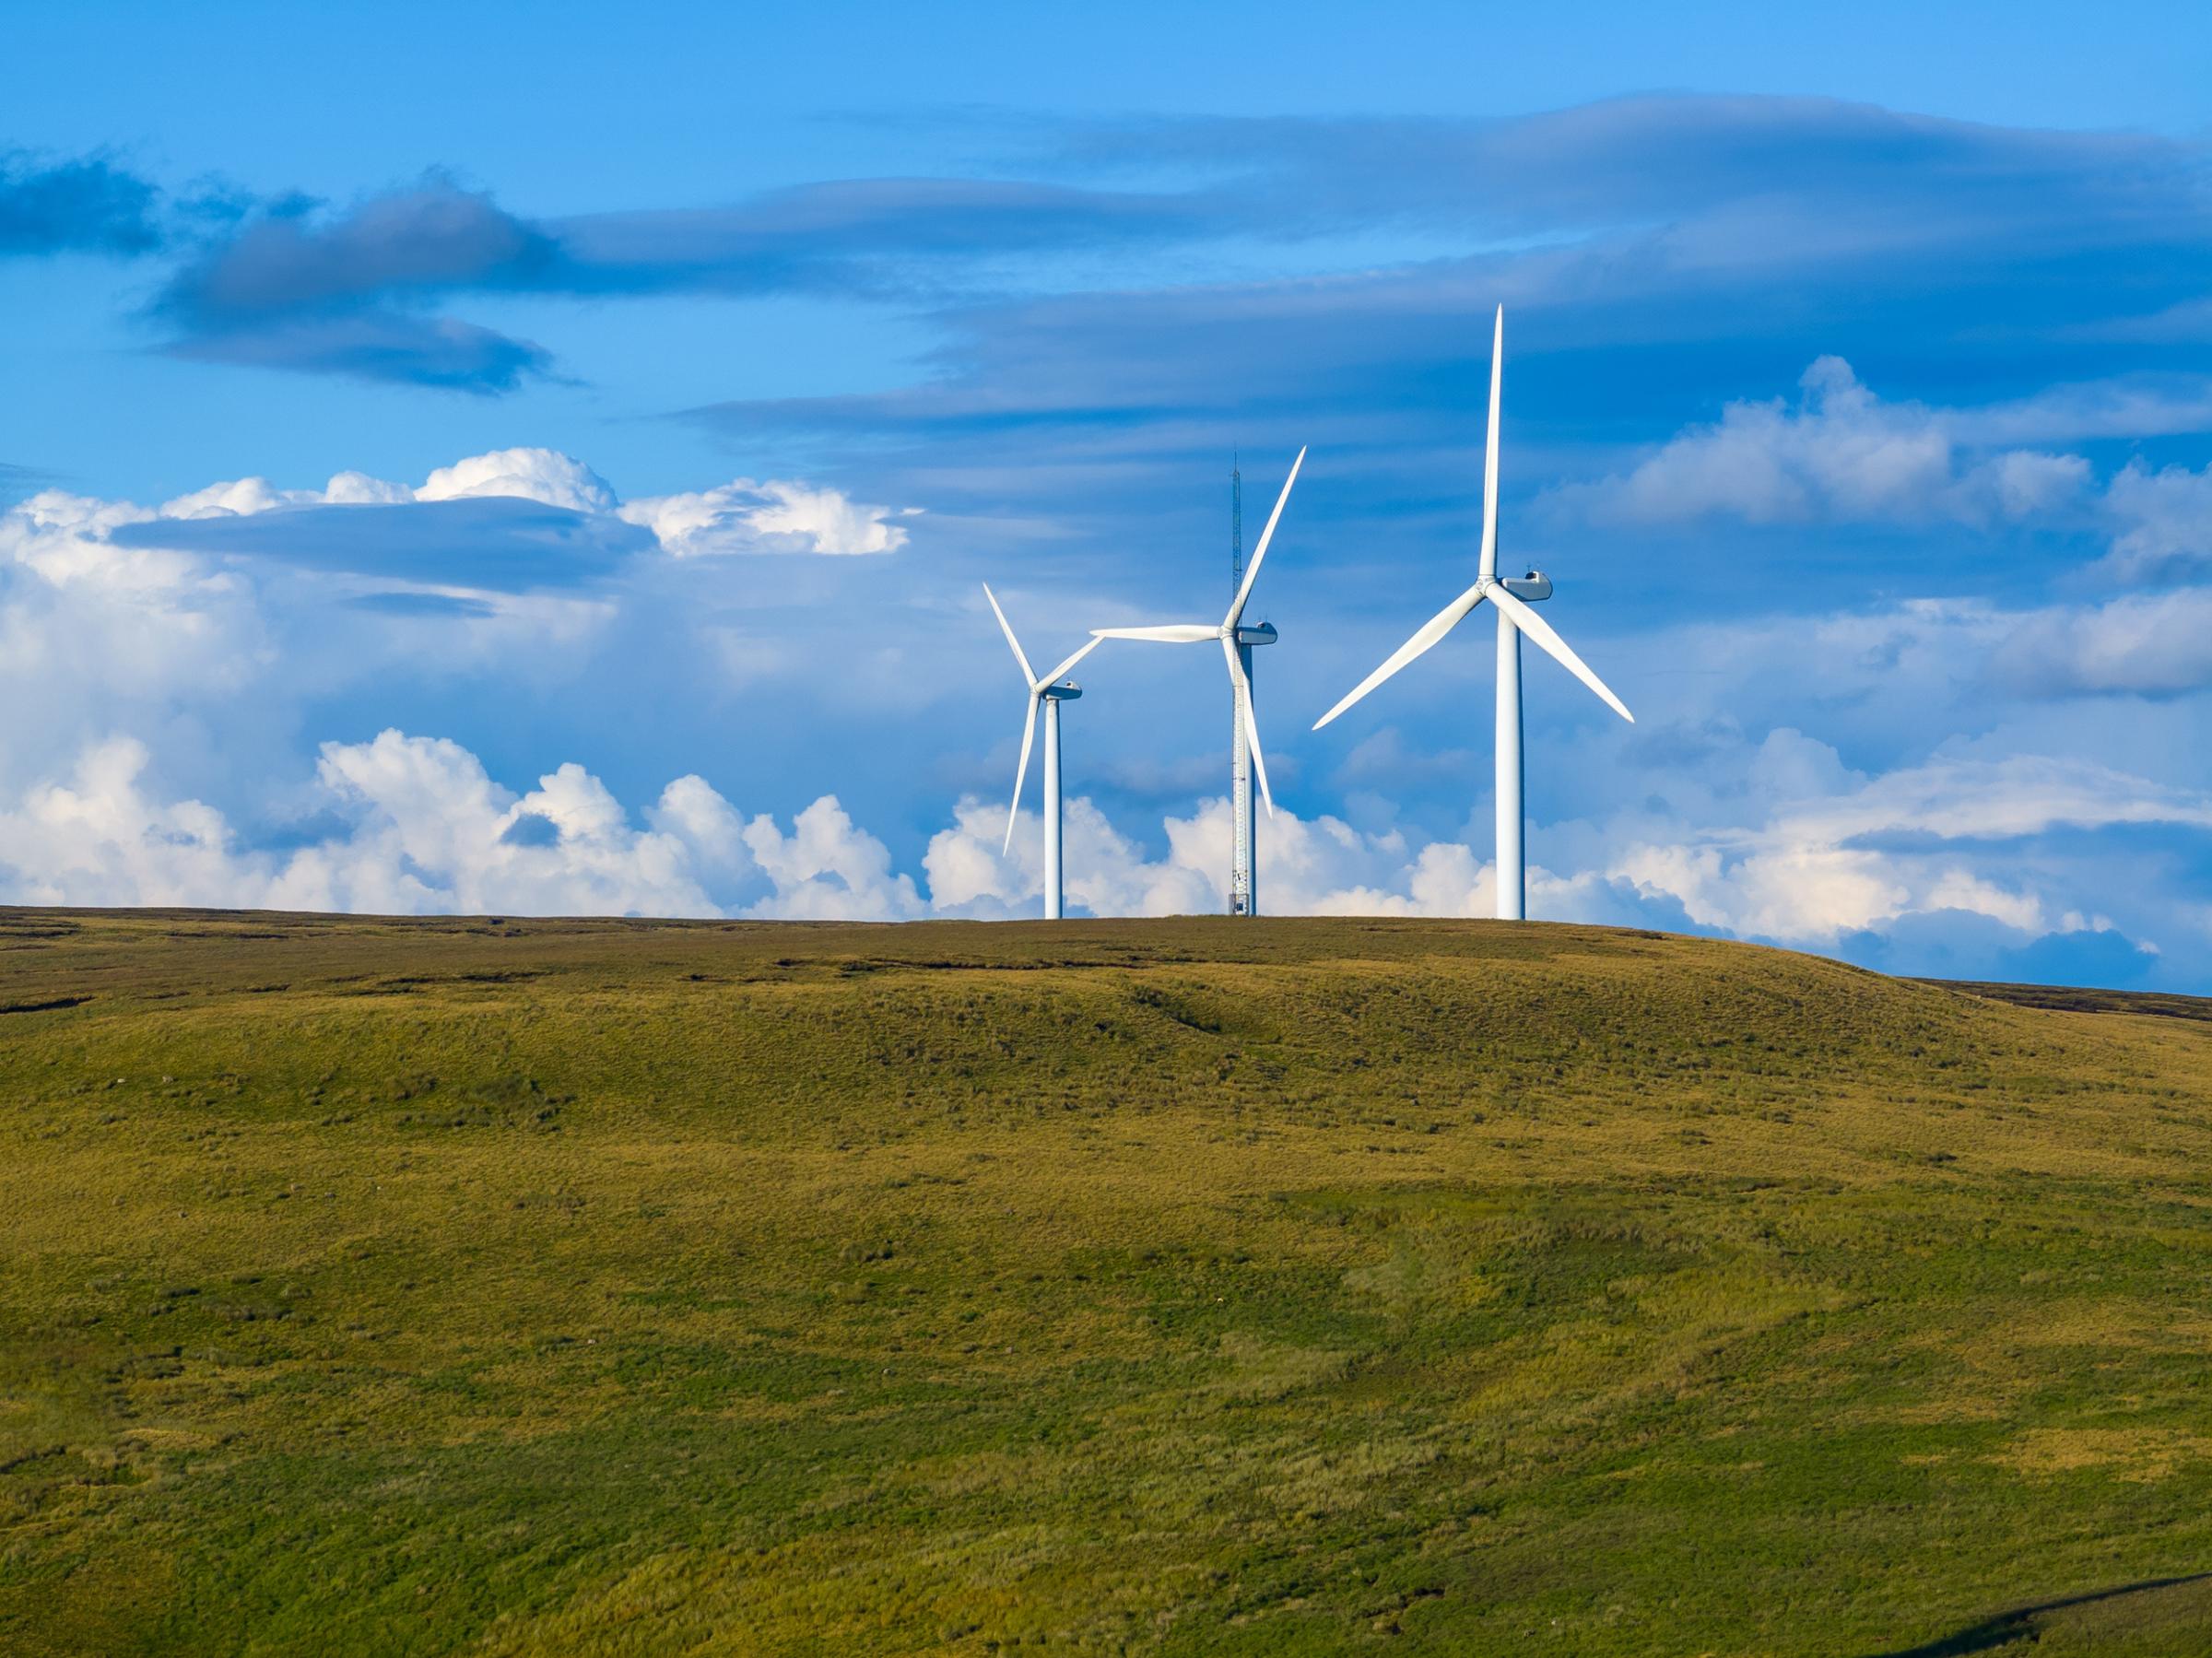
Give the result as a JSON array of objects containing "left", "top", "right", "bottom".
[
  {"left": 1090, "top": 447, "right": 1306, "bottom": 916},
  {"left": 984, "top": 582, "right": 1103, "bottom": 921},
  {"left": 1312, "top": 309, "right": 1632, "bottom": 920}
]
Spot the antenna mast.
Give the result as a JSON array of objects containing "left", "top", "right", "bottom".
[{"left": 1229, "top": 454, "right": 1252, "bottom": 916}]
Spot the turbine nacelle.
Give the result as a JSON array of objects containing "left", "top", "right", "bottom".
[
  {"left": 1231, "top": 622, "right": 1277, "bottom": 646},
  {"left": 1040, "top": 681, "right": 1083, "bottom": 701},
  {"left": 1499, "top": 571, "right": 1551, "bottom": 603}
]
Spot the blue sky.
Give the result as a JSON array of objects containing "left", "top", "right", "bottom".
[{"left": 5, "top": 1, "right": 2212, "bottom": 987}]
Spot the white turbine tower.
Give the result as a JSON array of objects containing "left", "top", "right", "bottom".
[
  {"left": 1090, "top": 447, "right": 1306, "bottom": 916},
  {"left": 1312, "top": 309, "right": 1632, "bottom": 920},
  {"left": 984, "top": 583, "right": 1102, "bottom": 921}
]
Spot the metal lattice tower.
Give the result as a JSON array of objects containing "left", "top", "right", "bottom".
[{"left": 1229, "top": 456, "right": 1253, "bottom": 915}]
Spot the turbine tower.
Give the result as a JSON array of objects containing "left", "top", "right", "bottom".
[
  {"left": 1312, "top": 309, "right": 1632, "bottom": 920},
  {"left": 984, "top": 583, "right": 1101, "bottom": 921},
  {"left": 1230, "top": 459, "right": 1249, "bottom": 914},
  {"left": 1090, "top": 447, "right": 1306, "bottom": 915}
]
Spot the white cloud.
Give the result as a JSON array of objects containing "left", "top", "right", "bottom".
[
  {"left": 27, "top": 447, "right": 912, "bottom": 566},
  {"left": 2099, "top": 460, "right": 2212, "bottom": 582},
  {"left": 740, "top": 796, "right": 925, "bottom": 919},
  {"left": 1606, "top": 751, "right": 2212, "bottom": 944},
  {"left": 415, "top": 448, "right": 618, "bottom": 515},
  {"left": 619, "top": 478, "right": 913, "bottom": 557},
  {"left": 0, "top": 490, "right": 269, "bottom": 800},
  {"left": 1549, "top": 357, "right": 2091, "bottom": 528},
  {"left": 1937, "top": 373, "right": 2212, "bottom": 448},
  {"left": 0, "top": 720, "right": 2206, "bottom": 980},
  {"left": 1767, "top": 753, "right": 2212, "bottom": 846},
  {"left": 0, "top": 729, "right": 926, "bottom": 923},
  {"left": 1547, "top": 359, "right": 2212, "bottom": 604},
  {"left": 1992, "top": 587, "right": 2212, "bottom": 697},
  {"left": 929, "top": 792, "right": 1578, "bottom": 922},
  {"left": 277, "top": 732, "right": 724, "bottom": 918},
  {"left": 0, "top": 737, "right": 271, "bottom": 909}
]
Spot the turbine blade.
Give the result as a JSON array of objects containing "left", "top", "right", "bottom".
[
  {"left": 1311, "top": 579, "right": 1490, "bottom": 730},
  {"left": 1040, "top": 634, "right": 1103, "bottom": 688},
  {"left": 1089, "top": 624, "right": 1218, "bottom": 643},
  {"left": 1486, "top": 583, "right": 1635, "bottom": 723},
  {"left": 1005, "top": 692, "right": 1040, "bottom": 855},
  {"left": 983, "top": 582, "right": 1034, "bottom": 687},
  {"left": 1478, "top": 306, "right": 1502, "bottom": 580},
  {"left": 1225, "top": 445, "right": 1306, "bottom": 628},
  {"left": 1222, "top": 634, "right": 1275, "bottom": 817}
]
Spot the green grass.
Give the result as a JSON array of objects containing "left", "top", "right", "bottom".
[{"left": 3, "top": 910, "right": 2211, "bottom": 1654}]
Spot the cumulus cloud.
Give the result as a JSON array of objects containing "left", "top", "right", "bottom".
[
  {"left": 0, "top": 729, "right": 922, "bottom": 921},
  {"left": 0, "top": 714, "right": 2203, "bottom": 988},
  {"left": 416, "top": 447, "right": 618, "bottom": 514},
  {"left": 619, "top": 479, "right": 913, "bottom": 557},
  {"left": 1544, "top": 361, "right": 2212, "bottom": 614},
  {"left": 928, "top": 743, "right": 2204, "bottom": 955},
  {"left": 1548, "top": 357, "right": 2092, "bottom": 528},
  {"left": 0, "top": 738, "right": 268, "bottom": 909},
  {"left": 2099, "top": 460, "right": 2212, "bottom": 583},
  {"left": 1605, "top": 748, "right": 2206, "bottom": 945},
  {"left": 740, "top": 797, "right": 925, "bottom": 918},
  {"left": 1992, "top": 588, "right": 2212, "bottom": 698},
  {"left": 0, "top": 488, "right": 267, "bottom": 797}
]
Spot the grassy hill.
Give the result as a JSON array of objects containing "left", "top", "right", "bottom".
[{"left": 4, "top": 911, "right": 2211, "bottom": 1655}]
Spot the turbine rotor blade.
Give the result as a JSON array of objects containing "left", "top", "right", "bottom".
[
  {"left": 1312, "top": 578, "right": 1491, "bottom": 730},
  {"left": 1225, "top": 445, "right": 1306, "bottom": 628},
  {"left": 1478, "top": 307, "right": 1502, "bottom": 581},
  {"left": 1040, "top": 633, "right": 1104, "bottom": 688},
  {"left": 982, "top": 582, "right": 1035, "bottom": 687},
  {"left": 1222, "top": 634, "right": 1275, "bottom": 817},
  {"left": 1486, "top": 583, "right": 1635, "bottom": 723},
  {"left": 1090, "top": 624, "right": 1218, "bottom": 643},
  {"left": 1005, "top": 692, "right": 1041, "bottom": 855}
]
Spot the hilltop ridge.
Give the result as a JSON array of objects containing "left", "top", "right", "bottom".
[{"left": 4, "top": 911, "right": 2210, "bottom": 1655}]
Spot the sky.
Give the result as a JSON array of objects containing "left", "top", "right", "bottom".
[{"left": 5, "top": 1, "right": 2212, "bottom": 988}]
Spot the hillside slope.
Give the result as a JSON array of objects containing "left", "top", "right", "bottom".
[{"left": 4, "top": 911, "right": 2211, "bottom": 1655}]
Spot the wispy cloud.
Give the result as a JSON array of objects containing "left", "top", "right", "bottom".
[
  {"left": 144, "top": 171, "right": 1211, "bottom": 391},
  {"left": 86, "top": 93, "right": 2212, "bottom": 396}
]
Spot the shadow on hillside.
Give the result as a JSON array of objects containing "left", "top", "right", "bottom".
[
  {"left": 1866, "top": 1573, "right": 2212, "bottom": 1656},
  {"left": 1925, "top": 979, "right": 2212, "bottom": 1023}
]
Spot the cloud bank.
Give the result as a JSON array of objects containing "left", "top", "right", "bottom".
[
  {"left": 79, "top": 445, "right": 911, "bottom": 597},
  {"left": 12, "top": 94, "right": 2205, "bottom": 392},
  {"left": 1, "top": 721, "right": 2201, "bottom": 995}
]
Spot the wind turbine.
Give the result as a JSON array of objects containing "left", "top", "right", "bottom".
[
  {"left": 1312, "top": 309, "right": 1632, "bottom": 920},
  {"left": 984, "top": 582, "right": 1102, "bottom": 921},
  {"left": 1090, "top": 447, "right": 1306, "bottom": 915}
]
